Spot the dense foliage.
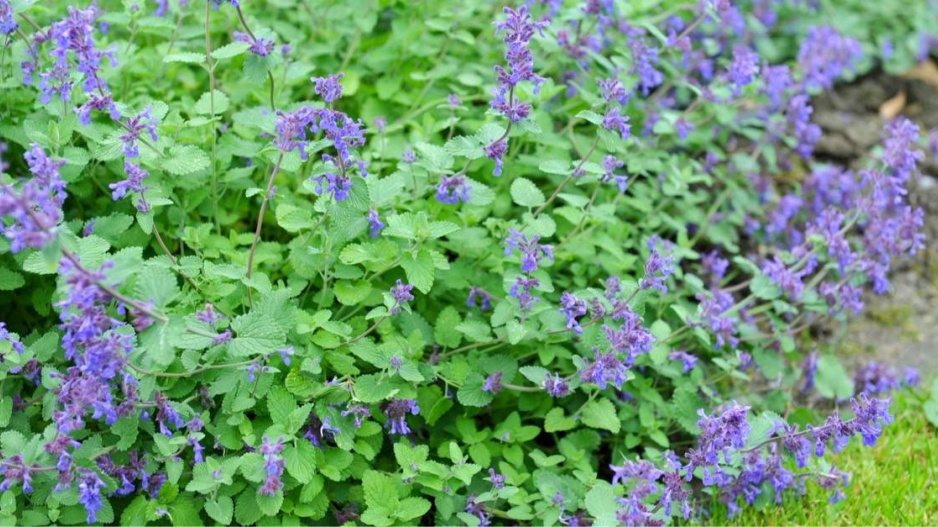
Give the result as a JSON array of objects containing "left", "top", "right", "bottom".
[{"left": 0, "top": 0, "right": 935, "bottom": 525}]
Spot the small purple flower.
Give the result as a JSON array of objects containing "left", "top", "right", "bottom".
[
  {"left": 728, "top": 45, "right": 759, "bottom": 95},
  {"left": 436, "top": 174, "right": 471, "bottom": 204},
  {"left": 668, "top": 351, "right": 697, "bottom": 373},
  {"left": 484, "top": 139, "right": 508, "bottom": 176},
  {"left": 482, "top": 372, "right": 503, "bottom": 394},
  {"left": 543, "top": 373, "right": 570, "bottom": 398},
  {"left": 640, "top": 241, "right": 674, "bottom": 292},
  {"left": 389, "top": 280, "right": 415, "bottom": 314},
  {"left": 559, "top": 292, "right": 587, "bottom": 334},
  {"left": 258, "top": 436, "right": 285, "bottom": 495},
  {"left": 505, "top": 229, "right": 554, "bottom": 272},
  {"left": 487, "top": 468, "right": 506, "bottom": 489},
  {"left": 384, "top": 399, "right": 419, "bottom": 435},
  {"left": 77, "top": 469, "right": 105, "bottom": 523},
  {"left": 798, "top": 26, "right": 863, "bottom": 90},
  {"left": 1, "top": 0, "right": 18, "bottom": 35},
  {"left": 510, "top": 276, "right": 540, "bottom": 312},
  {"left": 234, "top": 31, "right": 274, "bottom": 56},
  {"left": 311, "top": 73, "right": 344, "bottom": 103},
  {"left": 368, "top": 209, "right": 384, "bottom": 238},
  {"left": 602, "top": 106, "right": 631, "bottom": 140},
  {"left": 467, "top": 287, "right": 493, "bottom": 311},
  {"left": 447, "top": 94, "right": 463, "bottom": 108},
  {"left": 402, "top": 150, "right": 417, "bottom": 163}
]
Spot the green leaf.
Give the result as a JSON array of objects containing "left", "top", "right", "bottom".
[
  {"left": 581, "top": 398, "right": 621, "bottom": 433},
  {"left": 194, "top": 90, "right": 230, "bottom": 115},
  {"left": 205, "top": 496, "right": 234, "bottom": 525},
  {"left": 584, "top": 481, "right": 618, "bottom": 526},
  {"left": 457, "top": 373, "right": 494, "bottom": 407},
  {"left": 164, "top": 52, "right": 206, "bottom": 63},
  {"left": 395, "top": 497, "right": 431, "bottom": 521},
  {"left": 434, "top": 306, "right": 462, "bottom": 348},
  {"left": 544, "top": 408, "right": 577, "bottom": 432},
  {"left": 510, "top": 177, "right": 546, "bottom": 208},
  {"left": 539, "top": 159, "right": 571, "bottom": 175},
  {"left": 750, "top": 274, "right": 781, "bottom": 300},
  {"left": 355, "top": 374, "right": 400, "bottom": 403},
  {"left": 362, "top": 470, "right": 399, "bottom": 527},
  {"left": 229, "top": 311, "right": 287, "bottom": 357},
  {"left": 400, "top": 250, "right": 434, "bottom": 294},
  {"left": 212, "top": 41, "right": 251, "bottom": 60},
  {"left": 815, "top": 355, "right": 854, "bottom": 399},
  {"left": 335, "top": 280, "right": 373, "bottom": 306},
  {"left": 162, "top": 144, "right": 210, "bottom": 175},
  {"left": 0, "top": 268, "right": 25, "bottom": 290},
  {"left": 134, "top": 265, "right": 180, "bottom": 308}
]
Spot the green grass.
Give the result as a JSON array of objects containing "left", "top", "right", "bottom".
[{"left": 708, "top": 389, "right": 938, "bottom": 525}]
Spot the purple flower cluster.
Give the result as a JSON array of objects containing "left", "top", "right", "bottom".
[
  {"left": 505, "top": 229, "right": 554, "bottom": 273},
  {"left": 797, "top": 26, "right": 863, "bottom": 90},
  {"left": 389, "top": 279, "right": 414, "bottom": 314},
  {"left": 559, "top": 292, "right": 587, "bottom": 334},
  {"left": 273, "top": 75, "right": 367, "bottom": 202},
  {"left": 0, "top": 144, "right": 66, "bottom": 252},
  {"left": 436, "top": 174, "right": 471, "bottom": 204},
  {"left": 383, "top": 399, "right": 419, "bottom": 435},
  {"left": 484, "top": 6, "right": 547, "bottom": 176},
  {"left": 258, "top": 436, "right": 285, "bottom": 495},
  {"left": 853, "top": 362, "right": 919, "bottom": 396},
  {"left": 1, "top": 0, "right": 17, "bottom": 35}
]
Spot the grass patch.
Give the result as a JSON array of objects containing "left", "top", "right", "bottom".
[{"left": 708, "top": 389, "right": 938, "bottom": 525}]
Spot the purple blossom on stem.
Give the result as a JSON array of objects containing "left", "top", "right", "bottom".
[
  {"left": 640, "top": 242, "right": 675, "bottom": 292},
  {"left": 258, "top": 436, "right": 285, "bottom": 495},
  {"left": 484, "top": 139, "right": 508, "bottom": 176},
  {"left": 389, "top": 280, "right": 414, "bottom": 314},
  {"left": 436, "top": 174, "right": 471, "bottom": 204},
  {"left": 482, "top": 372, "right": 503, "bottom": 394},
  {"left": 509, "top": 275, "right": 540, "bottom": 312},
  {"left": 543, "top": 373, "right": 570, "bottom": 397},
  {"left": 602, "top": 106, "right": 631, "bottom": 140},
  {"left": 311, "top": 73, "right": 344, "bottom": 103},
  {"left": 798, "top": 26, "right": 863, "bottom": 90},
  {"left": 384, "top": 399, "right": 419, "bottom": 435},
  {"left": 368, "top": 209, "right": 384, "bottom": 238},
  {"left": 234, "top": 31, "right": 275, "bottom": 56},
  {"left": 466, "top": 287, "right": 493, "bottom": 311},
  {"left": 669, "top": 351, "right": 697, "bottom": 373},
  {"left": 559, "top": 292, "right": 587, "bottom": 334},
  {"left": 728, "top": 45, "right": 759, "bottom": 95},
  {"left": 78, "top": 469, "right": 105, "bottom": 523},
  {"left": 505, "top": 229, "right": 554, "bottom": 272},
  {"left": 491, "top": 5, "right": 547, "bottom": 120},
  {"left": 1, "top": 0, "right": 18, "bottom": 35}
]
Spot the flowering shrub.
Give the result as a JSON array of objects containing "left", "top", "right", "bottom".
[{"left": 0, "top": 0, "right": 932, "bottom": 525}]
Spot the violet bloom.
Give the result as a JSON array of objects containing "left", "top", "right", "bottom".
[
  {"left": 341, "top": 403, "right": 371, "bottom": 428},
  {"left": 197, "top": 303, "right": 223, "bottom": 326},
  {"left": 402, "top": 150, "right": 417, "bottom": 163},
  {"left": 77, "top": 469, "right": 105, "bottom": 522},
  {"left": 482, "top": 372, "right": 503, "bottom": 394},
  {"left": 543, "top": 373, "right": 570, "bottom": 397},
  {"left": 258, "top": 436, "right": 285, "bottom": 495},
  {"left": 384, "top": 399, "right": 419, "bottom": 435},
  {"left": 579, "top": 348, "right": 629, "bottom": 389},
  {"left": 762, "top": 255, "right": 808, "bottom": 299},
  {"left": 1, "top": 0, "right": 18, "bottom": 35},
  {"left": 761, "top": 63, "right": 792, "bottom": 110},
  {"left": 787, "top": 94, "right": 822, "bottom": 159},
  {"left": 509, "top": 275, "right": 540, "bottom": 312},
  {"left": 625, "top": 32, "right": 664, "bottom": 95},
  {"left": 684, "top": 402, "right": 750, "bottom": 485},
  {"left": 798, "top": 26, "right": 863, "bottom": 90},
  {"left": 313, "top": 173, "right": 352, "bottom": 201},
  {"left": 487, "top": 468, "right": 506, "bottom": 489},
  {"left": 389, "top": 280, "right": 414, "bottom": 314},
  {"left": 311, "top": 73, "right": 344, "bottom": 103},
  {"left": 600, "top": 155, "right": 628, "bottom": 193},
  {"left": 0, "top": 144, "right": 66, "bottom": 252},
  {"left": 368, "top": 209, "right": 384, "bottom": 238},
  {"left": 669, "top": 351, "right": 697, "bottom": 373},
  {"left": 640, "top": 243, "right": 674, "bottom": 293},
  {"left": 186, "top": 414, "right": 205, "bottom": 463},
  {"left": 466, "top": 287, "right": 492, "bottom": 311},
  {"left": 697, "top": 288, "right": 738, "bottom": 349},
  {"left": 505, "top": 229, "right": 554, "bottom": 273},
  {"left": 598, "top": 78, "right": 630, "bottom": 104},
  {"left": 484, "top": 139, "right": 508, "bottom": 176},
  {"left": 490, "top": 5, "right": 547, "bottom": 121},
  {"left": 602, "top": 106, "right": 631, "bottom": 140},
  {"left": 447, "top": 94, "right": 462, "bottom": 107},
  {"left": 559, "top": 292, "right": 587, "bottom": 334},
  {"left": 234, "top": 31, "right": 274, "bottom": 56},
  {"left": 728, "top": 45, "right": 759, "bottom": 95},
  {"left": 436, "top": 174, "right": 471, "bottom": 204},
  {"left": 0, "top": 322, "right": 25, "bottom": 353},
  {"left": 701, "top": 250, "right": 728, "bottom": 284}
]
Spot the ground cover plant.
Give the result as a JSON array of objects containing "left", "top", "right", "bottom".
[{"left": 0, "top": 0, "right": 935, "bottom": 525}]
